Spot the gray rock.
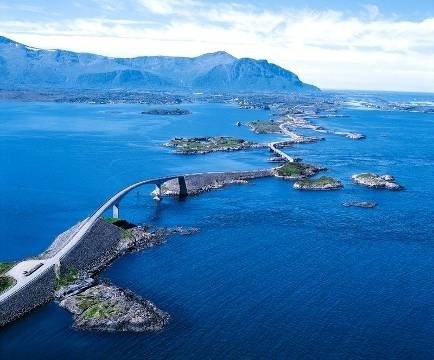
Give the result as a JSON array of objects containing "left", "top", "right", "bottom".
[
  {"left": 342, "top": 201, "right": 377, "bottom": 208},
  {"left": 55, "top": 273, "right": 95, "bottom": 300},
  {"left": 352, "top": 173, "right": 403, "bottom": 190},
  {"left": 293, "top": 176, "right": 343, "bottom": 191}
]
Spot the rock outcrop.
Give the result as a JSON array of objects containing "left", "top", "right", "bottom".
[
  {"left": 352, "top": 173, "right": 403, "bottom": 190},
  {"left": 342, "top": 201, "right": 377, "bottom": 208},
  {"left": 293, "top": 176, "right": 343, "bottom": 190},
  {"left": 60, "top": 283, "right": 169, "bottom": 332}
]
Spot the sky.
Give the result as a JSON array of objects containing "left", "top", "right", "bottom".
[{"left": 0, "top": 0, "right": 433, "bottom": 92}]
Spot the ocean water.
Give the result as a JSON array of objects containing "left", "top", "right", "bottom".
[{"left": 0, "top": 96, "right": 434, "bottom": 359}]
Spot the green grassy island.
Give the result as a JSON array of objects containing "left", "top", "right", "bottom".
[
  {"left": 248, "top": 120, "right": 282, "bottom": 134},
  {"left": 275, "top": 162, "right": 323, "bottom": 179},
  {"left": 166, "top": 136, "right": 259, "bottom": 154}
]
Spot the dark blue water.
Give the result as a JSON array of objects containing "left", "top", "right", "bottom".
[{"left": 1, "top": 98, "right": 434, "bottom": 359}]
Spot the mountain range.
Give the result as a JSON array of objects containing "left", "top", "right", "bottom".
[{"left": 0, "top": 35, "right": 319, "bottom": 93}]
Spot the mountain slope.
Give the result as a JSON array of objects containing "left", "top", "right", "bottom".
[
  {"left": 193, "top": 58, "right": 317, "bottom": 92},
  {"left": 0, "top": 35, "right": 319, "bottom": 93}
]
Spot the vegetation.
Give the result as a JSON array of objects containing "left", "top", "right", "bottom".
[
  {"left": 167, "top": 136, "right": 255, "bottom": 154},
  {"left": 248, "top": 120, "right": 281, "bottom": 134},
  {"left": 277, "top": 162, "right": 312, "bottom": 177},
  {"left": 78, "top": 295, "right": 122, "bottom": 320},
  {"left": 295, "top": 176, "right": 341, "bottom": 187},
  {"left": 0, "top": 262, "right": 15, "bottom": 275},
  {"left": 103, "top": 217, "right": 135, "bottom": 230},
  {"left": 0, "top": 276, "right": 15, "bottom": 294},
  {"left": 56, "top": 267, "right": 78, "bottom": 289},
  {"left": 294, "top": 176, "right": 343, "bottom": 190},
  {"left": 355, "top": 173, "right": 376, "bottom": 179},
  {"left": 122, "top": 229, "right": 133, "bottom": 239}
]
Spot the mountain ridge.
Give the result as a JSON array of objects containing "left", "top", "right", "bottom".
[{"left": 0, "top": 35, "right": 319, "bottom": 93}]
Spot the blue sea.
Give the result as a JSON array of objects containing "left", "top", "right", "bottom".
[{"left": 0, "top": 93, "right": 434, "bottom": 359}]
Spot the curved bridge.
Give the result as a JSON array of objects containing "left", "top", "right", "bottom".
[
  {"left": 268, "top": 141, "right": 296, "bottom": 163},
  {"left": 0, "top": 175, "right": 187, "bottom": 304},
  {"left": 0, "top": 169, "right": 272, "bottom": 310}
]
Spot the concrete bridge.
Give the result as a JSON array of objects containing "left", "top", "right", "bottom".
[
  {"left": 268, "top": 141, "right": 296, "bottom": 163},
  {"left": 1, "top": 170, "right": 274, "bottom": 326},
  {"left": 267, "top": 122, "right": 312, "bottom": 163},
  {"left": 0, "top": 175, "right": 188, "bottom": 311},
  {"left": 108, "top": 176, "right": 187, "bottom": 219},
  {"left": 0, "top": 175, "right": 187, "bottom": 300}
]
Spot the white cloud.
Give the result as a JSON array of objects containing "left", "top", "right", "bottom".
[
  {"left": 1, "top": 2, "right": 433, "bottom": 92},
  {"left": 138, "top": 0, "right": 200, "bottom": 15}
]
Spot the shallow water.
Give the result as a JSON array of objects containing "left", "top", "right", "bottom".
[{"left": 0, "top": 97, "right": 434, "bottom": 359}]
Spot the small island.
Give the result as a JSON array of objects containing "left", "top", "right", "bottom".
[
  {"left": 59, "top": 283, "right": 169, "bottom": 332},
  {"left": 293, "top": 176, "right": 343, "bottom": 190},
  {"left": 141, "top": 108, "right": 191, "bottom": 116},
  {"left": 166, "top": 136, "right": 260, "bottom": 154},
  {"left": 248, "top": 120, "right": 282, "bottom": 134},
  {"left": 342, "top": 201, "right": 377, "bottom": 208},
  {"left": 51, "top": 219, "right": 199, "bottom": 332},
  {"left": 335, "top": 131, "right": 366, "bottom": 140},
  {"left": 274, "top": 162, "right": 325, "bottom": 179},
  {"left": 352, "top": 173, "right": 403, "bottom": 190}
]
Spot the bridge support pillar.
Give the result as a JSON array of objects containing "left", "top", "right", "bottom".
[
  {"left": 178, "top": 176, "right": 188, "bottom": 198},
  {"left": 153, "top": 185, "right": 162, "bottom": 201},
  {"left": 112, "top": 203, "right": 120, "bottom": 219}
]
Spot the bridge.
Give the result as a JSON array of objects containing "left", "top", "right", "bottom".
[
  {"left": 268, "top": 141, "right": 296, "bottom": 163},
  {"left": 0, "top": 175, "right": 188, "bottom": 305},
  {"left": 1, "top": 154, "right": 294, "bottom": 329},
  {"left": 0, "top": 168, "right": 276, "bottom": 319}
]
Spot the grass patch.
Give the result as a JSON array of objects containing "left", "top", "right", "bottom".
[
  {"left": 77, "top": 295, "right": 98, "bottom": 310},
  {"left": 56, "top": 267, "right": 78, "bottom": 289},
  {"left": 0, "top": 276, "right": 15, "bottom": 294},
  {"left": 355, "top": 173, "right": 376, "bottom": 179},
  {"left": 277, "top": 162, "right": 310, "bottom": 177},
  {"left": 103, "top": 217, "right": 135, "bottom": 230},
  {"left": 0, "top": 262, "right": 15, "bottom": 275},
  {"left": 78, "top": 296, "right": 122, "bottom": 320},
  {"left": 122, "top": 229, "right": 132, "bottom": 239}
]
